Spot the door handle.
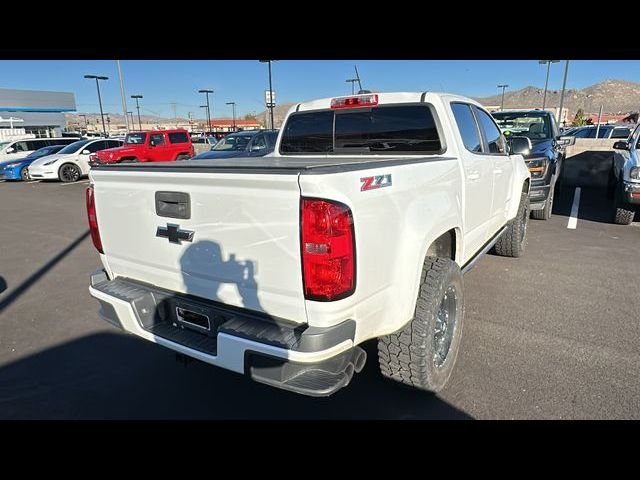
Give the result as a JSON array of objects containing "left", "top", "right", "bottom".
[{"left": 467, "top": 172, "right": 480, "bottom": 181}]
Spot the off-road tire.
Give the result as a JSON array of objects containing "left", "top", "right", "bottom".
[
  {"left": 377, "top": 257, "right": 464, "bottom": 393},
  {"left": 494, "top": 191, "right": 529, "bottom": 257},
  {"left": 176, "top": 154, "right": 190, "bottom": 161}
]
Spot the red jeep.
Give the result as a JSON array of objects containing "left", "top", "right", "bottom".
[{"left": 89, "top": 129, "right": 195, "bottom": 166}]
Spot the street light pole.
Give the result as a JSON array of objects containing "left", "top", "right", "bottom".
[
  {"left": 346, "top": 78, "right": 358, "bottom": 95},
  {"left": 497, "top": 84, "right": 509, "bottom": 111},
  {"left": 199, "top": 89, "right": 214, "bottom": 136},
  {"left": 539, "top": 60, "right": 559, "bottom": 110},
  {"left": 127, "top": 111, "right": 135, "bottom": 129},
  {"left": 259, "top": 60, "right": 276, "bottom": 129},
  {"left": 557, "top": 60, "right": 570, "bottom": 127},
  {"left": 84, "top": 74, "right": 109, "bottom": 136},
  {"left": 200, "top": 105, "right": 210, "bottom": 135},
  {"left": 115, "top": 60, "right": 129, "bottom": 132},
  {"left": 131, "top": 95, "right": 143, "bottom": 131},
  {"left": 226, "top": 102, "right": 236, "bottom": 132}
]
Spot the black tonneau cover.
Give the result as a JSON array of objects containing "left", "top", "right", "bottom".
[{"left": 92, "top": 155, "right": 455, "bottom": 175}]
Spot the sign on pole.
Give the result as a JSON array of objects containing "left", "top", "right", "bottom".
[{"left": 265, "top": 90, "right": 276, "bottom": 108}]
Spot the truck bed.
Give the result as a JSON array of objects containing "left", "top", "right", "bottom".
[{"left": 92, "top": 155, "right": 454, "bottom": 175}]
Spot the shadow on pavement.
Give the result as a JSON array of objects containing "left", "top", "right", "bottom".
[
  {"left": 552, "top": 186, "right": 616, "bottom": 224},
  {"left": 0, "top": 332, "right": 472, "bottom": 420},
  {"left": 0, "top": 276, "right": 6, "bottom": 294},
  {"left": 0, "top": 230, "right": 90, "bottom": 313}
]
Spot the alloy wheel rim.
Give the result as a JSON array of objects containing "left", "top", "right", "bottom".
[
  {"left": 62, "top": 165, "right": 78, "bottom": 181},
  {"left": 433, "top": 285, "right": 457, "bottom": 368}
]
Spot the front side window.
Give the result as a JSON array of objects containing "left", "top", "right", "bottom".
[
  {"left": 13, "top": 141, "right": 29, "bottom": 152},
  {"left": 150, "top": 134, "right": 165, "bottom": 145},
  {"left": 250, "top": 134, "right": 267, "bottom": 151},
  {"left": 280, "top": 105, "right": 442, "bottom": 155},
  {"left": 611, "top": 128, "right": 631, "bottom": 139},
  {"left": 474, "top": 107, "right": 506, "bottom": 154},
  {"left": 451, "top": 103, "right": 482, "bottom": 153},
  {"left": 26, "top": 140, "right": 46, "bottom": 151}
]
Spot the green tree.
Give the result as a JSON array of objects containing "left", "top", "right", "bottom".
[{"left": 572, "top": 108, "right": 587, "bottom": 126}]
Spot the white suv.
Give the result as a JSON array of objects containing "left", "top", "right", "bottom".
[{"left": 29, "top": 138, "right": 123, "bottom": 182}]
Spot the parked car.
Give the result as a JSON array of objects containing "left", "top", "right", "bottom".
[
  {"left": 29, "top": 138, "right": 123, "bottom": 182},
  {"left": 0, "top": 144, "right": 67, "bottom": 181},
  {"left": 87, "top": 92, "right": 530, "bottom": 397},
  {"left": 191, "top": 130, "right": 279, "bottom": 160},
  {"left": 190, "top": 135, "right": 217, "bottom": 146},
  {"left": 88, "top": 129, "right": 194, "bottom": 166},
  {"left": 565, "top": 124, "right": 633, "bottom": 139},
  {"left": 492, "top": 109, "right": 568, "bottom": 220},
  {"left": 0, "top": 137, "right": 80, "bottom": 162},
  {"left": 610, "top": 123, "right": 640, "bottom": 224}
]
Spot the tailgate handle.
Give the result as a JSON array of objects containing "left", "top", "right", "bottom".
[{"left": 155, "top": 191, "right": 191, "bottom": 219}]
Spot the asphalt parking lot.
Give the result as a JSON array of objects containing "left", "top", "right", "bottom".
[{"left": 0, "top": 176, "right": 639, "bottom": 419}]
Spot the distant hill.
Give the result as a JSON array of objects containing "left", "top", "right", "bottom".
[
  {"left": 253, "top": 103, "right": 297, "bottom": 128},
  {"left": 475, "top": 79, "right": 640, "bottom": 114}
]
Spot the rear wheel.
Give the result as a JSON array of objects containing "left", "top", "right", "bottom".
[
  {"left": 20, "top": 167, "right": 29, "bottom": 181},
  {"left": 494, "top": 191, "right": 529, "bottom": 257},
  {"left": 176, "top": 154, "right": 190, "bottom": 161},
  {"left": 377, "top": 257, "right": 464, "bottom": 393},
  {"left": 121, "top": 157, "right": 138, "bottom": 163},
  {"left": 59, "top": 163, "right": 81, "bottom": 183}
]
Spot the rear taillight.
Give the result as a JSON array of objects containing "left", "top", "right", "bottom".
[
  {"left": 301, "top": 198, "right": 355, "bottom": 301},
  {"left": 330, "top": 94, "right": 378, "bottom": 109},
  {"left": 86, "top": 184, "right": 103, "bottom": 253}
]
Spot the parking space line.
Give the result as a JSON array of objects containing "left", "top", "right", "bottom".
[
  {"left": 26, "top": 180, "right": 40, "bottom": 184},
  {"left": 59, "top": 181, "right": 90, "bottom": 186},
  {"left": 567, "top": 187, "right": 581, "bottom": 229}
]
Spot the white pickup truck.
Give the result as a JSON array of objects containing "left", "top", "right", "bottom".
[{"left": 88, "top": 92, "right": 530, "bottom": 397}]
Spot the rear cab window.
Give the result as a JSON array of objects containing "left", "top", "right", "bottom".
[{"left": 279, "top": 104, "right": 443, "bottom": 155}]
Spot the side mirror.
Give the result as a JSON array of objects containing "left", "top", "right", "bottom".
[
  {"left": 81, "top": 149, "right": 91, "bottom": 155},
  {"left": 149, "top": 140, "right": 156, "bottom": 147},
  {"left": 5, "top": 147, "right": 15, "bottom": 154},
  {"left": 251, "top": 145, "right": 263, "bottom": 152},
  {"left": 556, "top": 136, "right": 575, "bottom": 146},
  {"left": 509, "top": 136, "right": 532, "bottom": 155},
  {"left": 613, "top": 141, "right": 629, "bottom": 151}
]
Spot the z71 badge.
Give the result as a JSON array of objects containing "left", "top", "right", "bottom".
[{"left": 360, "top": 174, "right": 392, "bottom": 192}]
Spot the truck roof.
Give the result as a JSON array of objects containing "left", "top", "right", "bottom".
[{"left": 289, "top": 91, "right": 483, "bottom": 114}]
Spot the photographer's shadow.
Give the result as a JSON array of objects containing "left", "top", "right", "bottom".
[{"left": 179, "top": 240, "right": 261, "bottom": 312}]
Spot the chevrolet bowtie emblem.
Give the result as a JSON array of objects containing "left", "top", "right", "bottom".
[{"left": 156, "top": 224, "right": 195, "bottom": 244}]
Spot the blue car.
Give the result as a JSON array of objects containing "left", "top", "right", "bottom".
[
  {"left": 192, "top": 130, "right": 279, "bottom": 160},
  {"left": 0, "top": 144, "right": 67, "bottom": 181}
]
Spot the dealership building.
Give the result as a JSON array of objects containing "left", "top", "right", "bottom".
[{"left": 0, "top": 87, "right": 76, "bottom": 138}]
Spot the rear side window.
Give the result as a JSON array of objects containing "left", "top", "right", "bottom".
[
  {"left": 451, "top": 103, "right": 482, "bottom": 153},
  {"left": 280, "top": 111, "right": 334, "bottom": 153},
  {"left": 280, "top": 105, "right": 442, "bottom": 154},
  {"left": 168, "top": 132, "right": 189, "bottom": 143},
  {"left": 86, "top": 141, "right": 106, "bottom": 153},
  {"left": 474, "top": 107, "right": 506, "bottom": 154},
  {"left": 26, "top": 140, "right": 46, "bottom": 150}
]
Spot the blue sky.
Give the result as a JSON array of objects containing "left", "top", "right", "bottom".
[{"left": 1, "top": 60, "right": 638, "bottom": 118}]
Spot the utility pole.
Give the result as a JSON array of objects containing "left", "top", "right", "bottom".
[
  {"left": 497, "top": 84, "right": 509, "bottom": 111},
  {"left": 83, "top": 74, "right": 109, "bottom": 136},
  {"left": 226, "top": 102, "right": 236, "bottom": 132},
  {"left": 200, "top": 105, "right": 210, "bottom": 134},
  {"left": 131, "top": 95, "right": 143, "bottom": 131},
  {"left": 346, "top": 78, "right": 358, "bottom": 95},
  {"left": 171, "top": 103, "right": 177, "bottom": 128},
  {"left": 115, "top": 60, "right": 129, "bottom": 132},
  {"left": 539, "top": 60, "right": 560, "bottom": 110},
  {"left": 354, "top": 65, "right": 363, "bottom": 93},
  {"left": 557, "top": 60, "right": 570, "bottom": 128},
  {"left": 127, "top": 111, "right": 135, "bottom": 130}
]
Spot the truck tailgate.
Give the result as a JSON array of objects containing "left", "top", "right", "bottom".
[{"left": 90, "top": 169, "right": 306, "bottom": 324}]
